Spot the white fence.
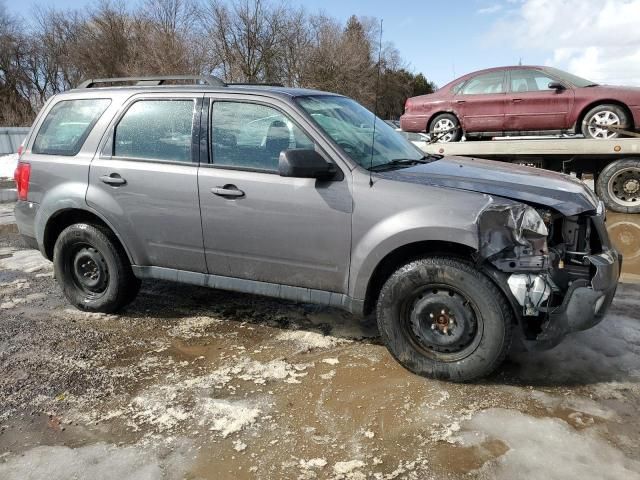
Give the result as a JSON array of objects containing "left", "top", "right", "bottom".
[{"left": 0, "top": 127, "right": 30, "bottom": 155}]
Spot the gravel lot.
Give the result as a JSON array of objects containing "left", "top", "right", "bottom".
[{"left": 1, "top": 204, "right": 640, "bottom": 480}]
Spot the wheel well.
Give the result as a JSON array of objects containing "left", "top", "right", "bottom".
[
  {"left": 575, "top": 100, "right": 634, "bottom": 133},
  {"left": 427, "top": 111, "right": 460, "bottom": 133},
  {"left": 43, "top": 209, "right": 128, "bottom": 262},
  {"left": 363, "top": 241, "right": 476, "bottom": 315}
]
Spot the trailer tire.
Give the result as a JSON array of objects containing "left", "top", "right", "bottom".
[{"left": 596, "top": 158, "right": 640, "bottom": 213}]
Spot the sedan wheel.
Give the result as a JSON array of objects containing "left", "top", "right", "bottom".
[
  {"left": 588, "top": 110, "right": 621, "bottom": 139},
  {"left": 582, "top": 104, "right": 629, "bottom": 140},
  {"left": 429, "top": 113, "right": 462, "bottom": 143}
]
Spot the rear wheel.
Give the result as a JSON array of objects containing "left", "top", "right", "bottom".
[
  {"left": 53, "top": 223, "right": 140, "bottom": 313},
  {"left": 429, "top": 113, "right": 462, "bottom": 143},
  {"left": 376, "top": 257, "right": 512, "bottom": 382},
  {"left": 596, "top": 158, "right": 640, "bottom": 213},
  {"left": 581, "top": 104, "right": 630, "bottom": 139}
]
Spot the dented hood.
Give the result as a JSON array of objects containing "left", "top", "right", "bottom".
[{"left": 378, "top": 156, "right": 599, "bottom": 216}]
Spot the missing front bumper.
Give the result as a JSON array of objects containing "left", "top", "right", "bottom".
[{"left": 526, "top": 249, "right": 621, "bottom": 351}]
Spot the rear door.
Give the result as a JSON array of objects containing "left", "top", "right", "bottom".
[
  {"left": 197, "top": 95, "right": 352, "bottom": 292},
  {"left": 453, "top": 70, "right": 506, "bottom": 133},
  {"left": 87, "top": 92, "right": 207, "bottom": 272},
  {"left": 504, "top": 68, "right": 574, "bottom": 132}
]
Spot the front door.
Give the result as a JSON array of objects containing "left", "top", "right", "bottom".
[
  {"left": 87, "top": 94, "right": 206, "bottom": 273},
  {"left": 198, "top": 97, "right": 352, "bottom": 292},
  {"left": 454, "top": 70, "right": 506, "bottom": 133},
  {"left": 504, "top": 68, "right": 574, "bottom": 132}
]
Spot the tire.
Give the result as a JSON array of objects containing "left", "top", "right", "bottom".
[
  {"left": 376, "top": 257, "right": 513, "bottom": 382},
  {"left": 581, "top": 104, "right": 630, "bottom": 140},
  {"left": 429, "top": 113, "right": 462, "bottom": 143},
  {"left": 53, "top": 223, "right": 140, "bottom": 313},
  {"left": 595, "top": 158, "right": 640, "bottom": 213}
]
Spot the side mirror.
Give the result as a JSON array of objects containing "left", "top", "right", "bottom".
[
  {"left": 278, "top": 149, "right": 336, "bottom": 180},
  {"left": 548, "top": 81, "right": 565, "bottom": 91}
]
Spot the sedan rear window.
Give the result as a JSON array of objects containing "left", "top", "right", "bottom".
[{"left": 32, "top": 99, "right": 110, "bottom": 156}]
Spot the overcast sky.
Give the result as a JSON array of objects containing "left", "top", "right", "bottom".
[{"left": 6, "top": 0, "right": 640, "bottom": 87}]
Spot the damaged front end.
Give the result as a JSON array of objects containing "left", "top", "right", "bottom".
[{"left": 477, "top": 199, "right": 621, "bottom": 350}]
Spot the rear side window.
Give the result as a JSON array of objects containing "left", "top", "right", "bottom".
[
  {"left": 32, "top": 99, "right": 110, "bottom": 156},
  {"left": 461, "top": 71, "right": 505, "bottom": 95},
  {"left": 113, "top": 100, "right": 195, "bottom": 163},
  {"left": 211, "top": 101, "right": 314, "bottom": 172}
]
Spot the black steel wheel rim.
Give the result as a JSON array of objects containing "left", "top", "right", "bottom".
[
  {"left": 69, "top": 243, "right": 109, "bottom": 298},
  {"left": 399, "top": 283, "right": 483, "bottom": 362}
]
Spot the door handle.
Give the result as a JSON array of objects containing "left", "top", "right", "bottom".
[
  {"left": 456, "top": 100, "right": 466, "bottom": 104},
  {"left": 211, "top": 185, "right": 245, "bottom": 198},
  {"left": 512, "top": 98, "right": 523, "bottom": 103},
  {"left": 100, "top": 174, "right": 126, "bottom": 186}
]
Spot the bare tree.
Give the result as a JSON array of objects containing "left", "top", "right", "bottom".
[{"left": 0, "top": 0, "right": 434, "bottom": 125}]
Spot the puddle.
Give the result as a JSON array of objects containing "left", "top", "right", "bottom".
[{"left": 607, "top": 211, "right": 640, "bottom": 283}]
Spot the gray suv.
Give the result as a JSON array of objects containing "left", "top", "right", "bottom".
[{"left": 13, "top": 76, "right": 620, "bottom": 381}]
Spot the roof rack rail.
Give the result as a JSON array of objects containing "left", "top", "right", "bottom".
[
  {"left": 227, "top": 82, "right": 285, "bottom": 87},
  {"left": 76, "top": 75, "right": 226, "bottom": 88}
]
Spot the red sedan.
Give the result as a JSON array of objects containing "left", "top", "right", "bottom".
[{"left": 400, "top": 66, "right": 640, "bottom": 142}]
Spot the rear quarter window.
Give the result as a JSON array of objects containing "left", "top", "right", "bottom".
[{"left": 32, "top": 99, "right": 111, "bottom": 156}]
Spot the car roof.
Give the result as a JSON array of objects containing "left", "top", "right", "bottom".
[
  {"left": 440, "top": 65, "right": 550, "bottom": 89},
  {"left": 65, "top": 84, "right": 338, "bottom": 99}
]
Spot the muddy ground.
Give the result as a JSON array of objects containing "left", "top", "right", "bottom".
[{"left": 1, "top": 204, "right": 640, "bottom": 480}]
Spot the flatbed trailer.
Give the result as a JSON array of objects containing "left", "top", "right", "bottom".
[{"left": 414, "top": 137, "right": 640, "bottom": 214}]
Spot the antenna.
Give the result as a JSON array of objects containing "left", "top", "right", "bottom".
[{"left": 369, "top": 18, "right": 383, "bottom": 188}]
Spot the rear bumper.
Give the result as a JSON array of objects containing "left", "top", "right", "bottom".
[
  {"left": 400, "top": 114, "right": 429, "bottom": 133},
  {"left": 14, "top": 200, "right": 40, "bottom": 249},
  {"left": 530, "top": 249, "right": 621, "bottom": 350}
]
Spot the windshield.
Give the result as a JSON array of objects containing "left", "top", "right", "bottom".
[
  {"left": 544, "top": 67, "right": 598, "bottom": 87},
  {"left": 296, "top": 95, "right": 424, "bottom": 170}
]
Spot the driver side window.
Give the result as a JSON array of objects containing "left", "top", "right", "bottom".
[{"left": 211, "top": 101, "right": 314, "bottom": 172}]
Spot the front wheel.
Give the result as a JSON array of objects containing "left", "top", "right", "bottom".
[
  {"left": 53, "top": 223, "right": 140, "bottom": 313},
  {"left": 581, "top": 104, "right": 630, "bottom": 139},
  {"left": 596, "top": 158, "right": 640, "bottom": 213},
  {"left": 376, "top": 257, "right": 513, "bottom": 382}
]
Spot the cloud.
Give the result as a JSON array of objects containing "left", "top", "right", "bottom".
[
  {"left": 477, "top": 4, "right": 503, "bottom": 14},
  {"left": 486, "top": 0, "right": 640, "bottom": 85}
]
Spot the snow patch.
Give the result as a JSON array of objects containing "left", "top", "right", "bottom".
[
  {"left": 322, "top": 358, "right": 340, "bottom": 365},
  {"left": 168, "top": 316, "right": 222, "bottom": 338},
  {"left": 300, "top": 458, "right": 327, "bottom": 469},
  {"left": 276, "top": 329, "right": 350, "bottom": 352},
  {"left": 0, "top": 153, "right": 18, "bottom": 179},
  {"left": 0, "top": 249, "right": 52, "bottom": 273},
  {"left": 455, "top": 408, "right": 640, "bottom": 480},
  {"left": 198, "top": 398, "right": 261, "bottom": 437},
  {"left": 333, "top": 460, "right": 366, "bottom": 477},
  {"left": 232, "top": 439, "right": 247, "bottom": 452},
  {"left": 0, "top": 442, "right": 191, "bottom": 480},
  {"left": 211, "top": 357, "right": 311, "bottom": 385}
]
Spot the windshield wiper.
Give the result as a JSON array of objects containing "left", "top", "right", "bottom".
[
  {"left": 584, "top": 83, "right": 599, "bottom": 87},
  {"left": 369, "top": 156, "right": 432, "bottom": 172}
]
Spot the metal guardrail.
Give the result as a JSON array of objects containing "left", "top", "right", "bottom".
[{"left": 0, "top": 127, "right": 29, "bottom": 155}]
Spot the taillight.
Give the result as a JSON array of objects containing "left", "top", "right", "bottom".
[{"left": 14, "top": 162, "right": 31, "bottom": 201}]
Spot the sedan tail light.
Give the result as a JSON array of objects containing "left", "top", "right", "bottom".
[{"left": 14, "top": 162, "right": 31, "bottom": 201}]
